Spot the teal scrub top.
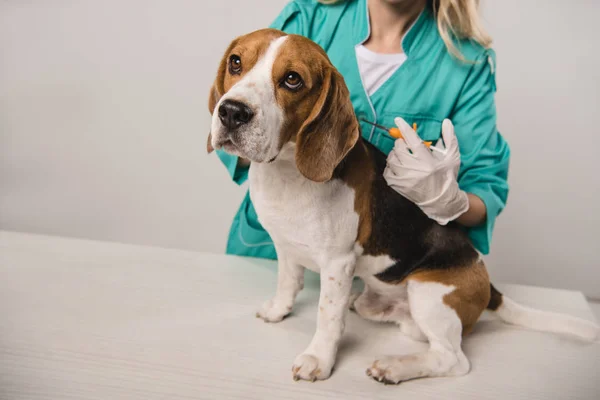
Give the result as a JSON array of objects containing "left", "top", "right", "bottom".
[{"left": 215, "top": 0, "right": 510, "bottom": 258}]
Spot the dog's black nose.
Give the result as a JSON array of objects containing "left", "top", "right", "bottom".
[{"left": 218, "top": 100, "right": 254, "bottom": 130}]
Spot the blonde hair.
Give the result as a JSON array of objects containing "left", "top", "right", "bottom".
[{"left": 317, "top": 0, "right": 492, "bottom": 60}]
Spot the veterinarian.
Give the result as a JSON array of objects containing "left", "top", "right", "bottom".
[{"left": 215, "top": 0, "right": 510, "bottom": 259}]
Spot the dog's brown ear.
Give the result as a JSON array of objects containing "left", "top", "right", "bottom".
[
  {"left": 295, "top": 68, "right": 359, "bottom": 182},
  {"left": 207, "top": 39, "right": 238, "bottom": 154},
  {"left": 208, "top": 83, "right": 222, "bottom": 115}
]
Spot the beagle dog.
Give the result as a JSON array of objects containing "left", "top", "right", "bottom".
[{"left": 207, "top": 28, "right": 599, "bottom": 384}]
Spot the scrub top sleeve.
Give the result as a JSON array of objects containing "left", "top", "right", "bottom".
[
  {"left": 268, "top": 1, "right": 307, "bottom": 35},
  {"left": 452, "top": 50, "right": 510, "bottom": 255}
]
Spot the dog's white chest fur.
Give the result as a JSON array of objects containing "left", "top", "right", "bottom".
[{"left": 248, "top": 144, "right": 359, "bottom": 272}]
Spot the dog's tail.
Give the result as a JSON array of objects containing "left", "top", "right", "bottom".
[{"left": 486, "top": 284, "right": 599, "bottom": 341}]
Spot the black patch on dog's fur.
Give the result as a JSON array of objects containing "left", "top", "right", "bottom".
[
  {"left": 341, "top": 139, "right": 479, "bottom": 283},
  {"left": 487, "top": 284, "right": 503, "bottom": 310}
]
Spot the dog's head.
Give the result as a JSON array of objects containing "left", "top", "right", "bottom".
[{"left": 207, "top": 29, "right": 359, "bottom": 182}]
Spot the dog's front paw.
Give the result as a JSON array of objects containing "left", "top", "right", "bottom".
[
  {"left": 256, "top": 298, "right": 292, "bottom": 323},
  {"left": 292, "top": 353, "right": 333, "bottom": 382}
]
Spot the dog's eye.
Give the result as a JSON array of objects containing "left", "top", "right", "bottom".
[
  {"left": 283, "top": 72, "right": 303, "bottom": 91},
  {"left": 229, "top": 55, "right": 242, "bottom": 75}
]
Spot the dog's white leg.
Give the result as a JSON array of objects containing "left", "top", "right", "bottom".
[
  {"left": 367, "top": 280, "right": 470, "bottom": 384},
  {"left": 256, "top": 250, "right": 304, "bottom": 323},
  {"left": 292, "top": 253, "right": 356, "bottom": 381},
  {"left": 397, "top": 318, "right": 428, "bottom": 342}
]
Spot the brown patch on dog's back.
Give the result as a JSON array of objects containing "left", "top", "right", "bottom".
[{"left": 408, "top": 261, "right": 491, "bottom": 335}]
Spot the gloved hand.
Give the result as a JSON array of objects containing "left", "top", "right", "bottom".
[{"left": 383, "top": 117, "right": 469, "bottom": 225}]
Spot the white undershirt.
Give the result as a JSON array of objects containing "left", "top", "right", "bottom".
[{"left": 355, "top": 44, "right": 407, "bottom": 97}]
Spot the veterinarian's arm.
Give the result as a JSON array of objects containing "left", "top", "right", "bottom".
[
  {"left": 447, "top": 49, "right": 510, "bottom": 254},
  {"left": 385, "top": 119, "right": 488, "bottom": 228},
  {"left": 384, "top": 118, "right": 470, "bottom": 226},
  {"left": 456, "top": 193, "right": 486, "bottom": 227},
  {"left": 385, "top": 50, "right": 509, "bottom": 254}
]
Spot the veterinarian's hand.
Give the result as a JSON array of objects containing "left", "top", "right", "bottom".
[{"left": 384, "top": 117, "right": 469, "bottom": 225}]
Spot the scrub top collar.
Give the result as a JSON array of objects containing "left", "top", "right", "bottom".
[{"left": 354, "top": 0, "right": 434, "bottom": 59}]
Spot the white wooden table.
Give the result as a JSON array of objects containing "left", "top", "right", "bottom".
[{"left": 1, "top": 230, "right": 599, "bottom": 400}]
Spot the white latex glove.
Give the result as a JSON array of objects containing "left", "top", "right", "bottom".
[{"left": 383, "top": 117, "right": 469, "bottom": 225}]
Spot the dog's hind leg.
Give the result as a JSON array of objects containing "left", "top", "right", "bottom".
[
  {"left": 351, "top": 279, "right": 427, "bottom": 342},
  {"left": 366, "top": 263, "right": 489, "bottom": 384},
  {"left": 351, "top": 284, "right": 397, "bottom": 321},
  {"left": 367, "top": 280, "right": 470, "bottom": 384}
]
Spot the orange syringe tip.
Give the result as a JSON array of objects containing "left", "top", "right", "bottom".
[
  {"left": 389, "top": 126, "right": 431, "bottom": 147},
  {"left": 388, "top": 127, "right": 403, "bottom": 139}
]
